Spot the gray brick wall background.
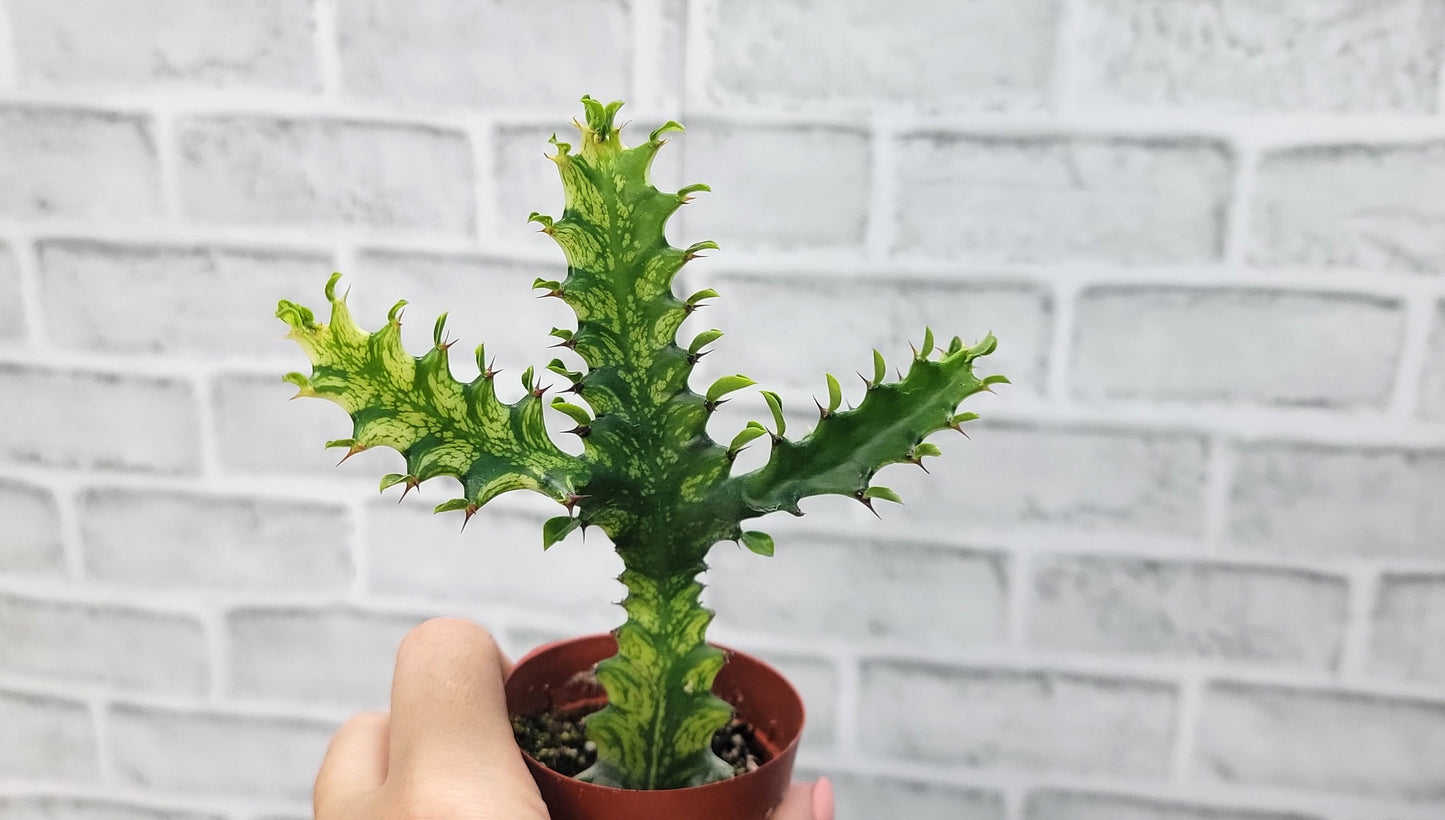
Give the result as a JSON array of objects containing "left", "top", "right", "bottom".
[{"left": 0, "top": 1, "right": 1443, "bottom": 819}]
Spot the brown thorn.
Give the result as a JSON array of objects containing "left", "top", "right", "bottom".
[
  {"left": 532, "top": 383, "right": 550, "bottom": 398},
  {"left": 909, "top": 456, "right": 931, "bottom": 474},
  {"left": 398, "top": 476, "right": 420, "bottom": 502},
  {"left": 563, "top": 493, "right": 589, "bottom": 513},
  {"left": 854, "top": 492, "right": 881, "bottom": 519},
  {"left": 336, "top": 443, "right": 366, "bottom": 466},
  {"left": 460, "top": 504, "right": 480, "bottom": 532}
]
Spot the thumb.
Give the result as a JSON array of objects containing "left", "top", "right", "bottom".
[{"left": 774, "top": 777, "right": 835, "bottom": 820}]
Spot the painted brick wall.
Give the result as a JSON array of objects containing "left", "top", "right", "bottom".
[{"left": 1, "top": 2, "right": 1443, "bottom": 819}]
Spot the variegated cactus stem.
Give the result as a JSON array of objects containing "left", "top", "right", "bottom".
[{"left": 275, "top": 96, "right": 1005, "bottom": 790}]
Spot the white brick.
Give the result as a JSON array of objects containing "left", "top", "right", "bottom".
[
  {"left": 0, "top": 797, "right": 221, "bottom": 820},
  {"left": 9, "top": 0, "right": 318, "bottom": 91},
  {"left": 0, "top": 594, "right": 207, "bottom": 694},
  {"left": 1229, "top": 443, "right": 1445, "bottom": 560},
  {"left": 708, "top": 537, "right": 1006, "bottom": 649},
  {"left": 1031, "top": 556, "right": 1347, "bottom": 669},
  {"left": 80, "top": 488, "right": 352, "bottom": 591},
  {"left": 893, "top": 135, "right": 1232, "bottom": 264},
  {"left": 38, "top": 240, "right": 331, "bottom": 358},
  {"left": 492, "top": 121, "right": 682, "bottom": 241},
  {"left": 0, "top": 244, "right": 23, "bottom": 343},
  {"left": 212, "top": 372, "right": 368, "bottom": 477},
  {"left": 701, "top": 275, "right": 1047, "bottom": 402},
  {"left": 0, "top": 690, "right": 97, "bottom": 781},
  {"left": 830, "top": 774, "right": 1005, "bottom": 820},
  {"left": 0, "top": 365, "right": 200, "bottom": 474},
  {"left": 749, "top": 653, "right": 836, "bottom": 751},
  {"left": 895, "top": 423, "right": 1208, "bottom": 539},
  {"left": 1249, "top": 142, "right": 1445, "bottom": 272},
  {"left": 1024, "top": 791, "right": 1318, "bottom": 820},
  {"left": 349, "top": 250, "right": 575, "bottom": 372},
  {"left": 366, "top": 500, "right": 622, "bottom": 628},
  {"left": 1072, "top": 287, "right": 1404, "bottom": 408},
  {"left": 1369, "top": 574, "right": 1445, "bottom": 686},
  {"left": 0, "top": 106, "right": 161, "bottom": 223},
  {"left": 0, "top": 479, "right": 63, "bottom": 573},
  {"left": 109, "top": 704, "right": 334, "bottom": 799},
  {"left": 859, "top": 662, "right": 1176, "bottom": 777},
  {"left": 175, "top": 117, "right": 474, "bottom": 235},
  {"left": 680, "top": 123, "right": 870, "bottom": 250},
  {"left": 228, "top": 607, "right": 430, "bottom": 708},
  {"left": 1072, "top": 0, "right": 1445, "bottom": 113},
  {"left": 1194, "top": 683, "right": 1445, "bottom": 799},
  {"left": 1422, "top": 302, "right": 1445, "bottom": 420},
  {"left": 703, "top": 0, "right": 1059, "bottom": 111},
  {"left": 337, "top": 0, "right": 631, "bottom": 110}
]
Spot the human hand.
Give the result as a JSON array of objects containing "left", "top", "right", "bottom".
[{"left": 314, "top": 618, "right": 834, "bottom": 819}]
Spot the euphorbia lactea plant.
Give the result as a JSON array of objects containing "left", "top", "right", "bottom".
[{"left": 276, "top": 97, "right": 1004, "bottom": 790}]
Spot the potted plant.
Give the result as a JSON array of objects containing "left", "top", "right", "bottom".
[{"left": 275, "top": 96, "right": 1004, "bottom": 820}]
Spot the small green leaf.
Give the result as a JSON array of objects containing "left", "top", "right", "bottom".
[
  {"left": 862, "top": 486, "right": 904, "bottom": 505},
  {"left": 968, "top": 334, "right": 998, "bottom": 358},
  {"left": 872, "top": 349, "right": 886, "bottom": 386},
  {"left": 379, "top": 473, "right": 408, "bottom": 491},
  {"left": 677, "top": 182, "right": 711, "bottom": 197},
  {"left": 685, "top": 240, "right": 720, "bottom": 257},
  {"left": 740, "top": 531, "right": 775, "bottom": 557},
  {"left": 983, "top": 374, "right": 1011, "bottom": 386},
  {"left": 324, "top": 438, "right": 355, "bottom": 450},
  {"left": 548, "top": 327, "right": 574, "bottom": 342},
  {"left": 950, "top": 412, "right": 980, "bottom": 425},
  {"left": 706, "top": 374, "right": 755, "bottom": 403},
  {"left": 387, "top": 300, "right": 408, "bottom": 323},
  {"left": 551, "top": 398, "right": 592, "bottom": 426},
  {"left": 527, "top": 212, "right": 554, "bottom": 230},
  {"left": 688, "top": 329, "right": 724, "bottom": 355},
  {"left": 912, "top": 442, "right": 943, "bottom": 459},
  {"left": 521, "top": 366, "right": 536, "bottom": 392},
  {"left": 947, "top": 336, "right": 964, "bottom": 355},
  {"left": 542, "top": 515, "right": 583, "bottom": 549},
  {"left": 825, "top": 373, "right": 842, "bottom": 414},
  {"left": 532, "top": 277, "right": 561, "bottom": 292},
  {"left": 547, "top": 133, "right": 571, "bottom": 155},
  {"left": 324, "top": 272, "right": 344, "bottom": 301},
  {"left": 650, "top": 120, "right": 685, "bottom": 141},
  {"left": 434, "top": 498, "right": 471, "bottom": 513},
  {"left": 760, "top": 390, "right": 786, "bottom": 436},
  {"left": 686, "top": 288, "right": 720, "bottom": 306},
  {"left": 432, "top": 312, "right": 449, "bottom": 347},
  {"left": 921, "top": 327, "right": 935, "bottom": 358},
  {"left": 473, "top": 344, "right": 488, "bottom": 372},
  {"left": 728, "top": 424, "right": 767, "bottom": 453},
  {"left": 546, "top": 358, "right": 582, "bottom": 382}
]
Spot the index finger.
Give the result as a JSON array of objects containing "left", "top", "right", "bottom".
[{"left": 386, "top": 618, "right": 526, "bottom": 780}]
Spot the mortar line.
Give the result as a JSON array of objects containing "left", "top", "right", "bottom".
[
  {"left": 1221, "top": 141, "right": 1258, "bottom": 266},
  {"left": 1002, "top": 786, "right": 1028, "bottom": 820},
  {"left": 1047, "top": 0, "right": 1085, "bottom": 116},
  {"left": 346, "top": 495, "right": 370, "bottom": 601},
  {"left": 1200, "top": 434, "right": 1234, "bottom": 549},
  {"left": 863, "top": 114, "right": 896, "bottom": 262},
  {"left": 52, "top": 482, "right": 87, "bottom": 582},
  {"left": 89, "top": 694, "right": 116, "bottom": 785},
  {"left": 313, "top": 0, "right": 343, "bottom": 98},
  {"left": 1168, "top": 673, "right": 1203, "bottom": 782},
  {"left": 0, "top": 0, "right": 17, "bottom": 89},
  {"left": 1336, "top": 566, "right": 1381, "bottom": 682},
  {"left": 193, "top": 370, "right": 223, "bottom": 479},
  {"left": 10, "top": 234, "right": 47, "bottom": 348},
  {"left": 1386, "top": 294, "right": 1436, "bottom": 418},
  {"left": 831, "top": 649, "right": 862, "bottom": 757},
  {"left": 681, "top": 0, "right": 715, "bottom": 110},
  {"left": 1043, "top": 278, "right": 1080, "bottom": 404},
  {"left": 201, "top": 605, "right": 230, "bottom": 706},
  {"left": 467, "top": 115, "right": 498, "bottom": 245},
  {"left": 1007, "top": 550, "right": 1032, "bottom": 649},
  {"left": 149, "top": 106, "right": 183, "bottom": 224}
]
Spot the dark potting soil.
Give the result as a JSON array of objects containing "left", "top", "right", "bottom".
[{"left": 512, "top": 708, "right": 767, "bottom": 779}]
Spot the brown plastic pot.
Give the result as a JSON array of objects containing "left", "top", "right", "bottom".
[{"left": 505, "top": 633, "right": 804, "bottom": 820}]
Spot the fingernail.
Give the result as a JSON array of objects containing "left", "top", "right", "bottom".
[{"left": 811, "top": 776, "right": 834, "bottom": 820}]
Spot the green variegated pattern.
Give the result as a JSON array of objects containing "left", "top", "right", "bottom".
[{"left": 275, "top": 96, "right": 1001, "bottom": 791}]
